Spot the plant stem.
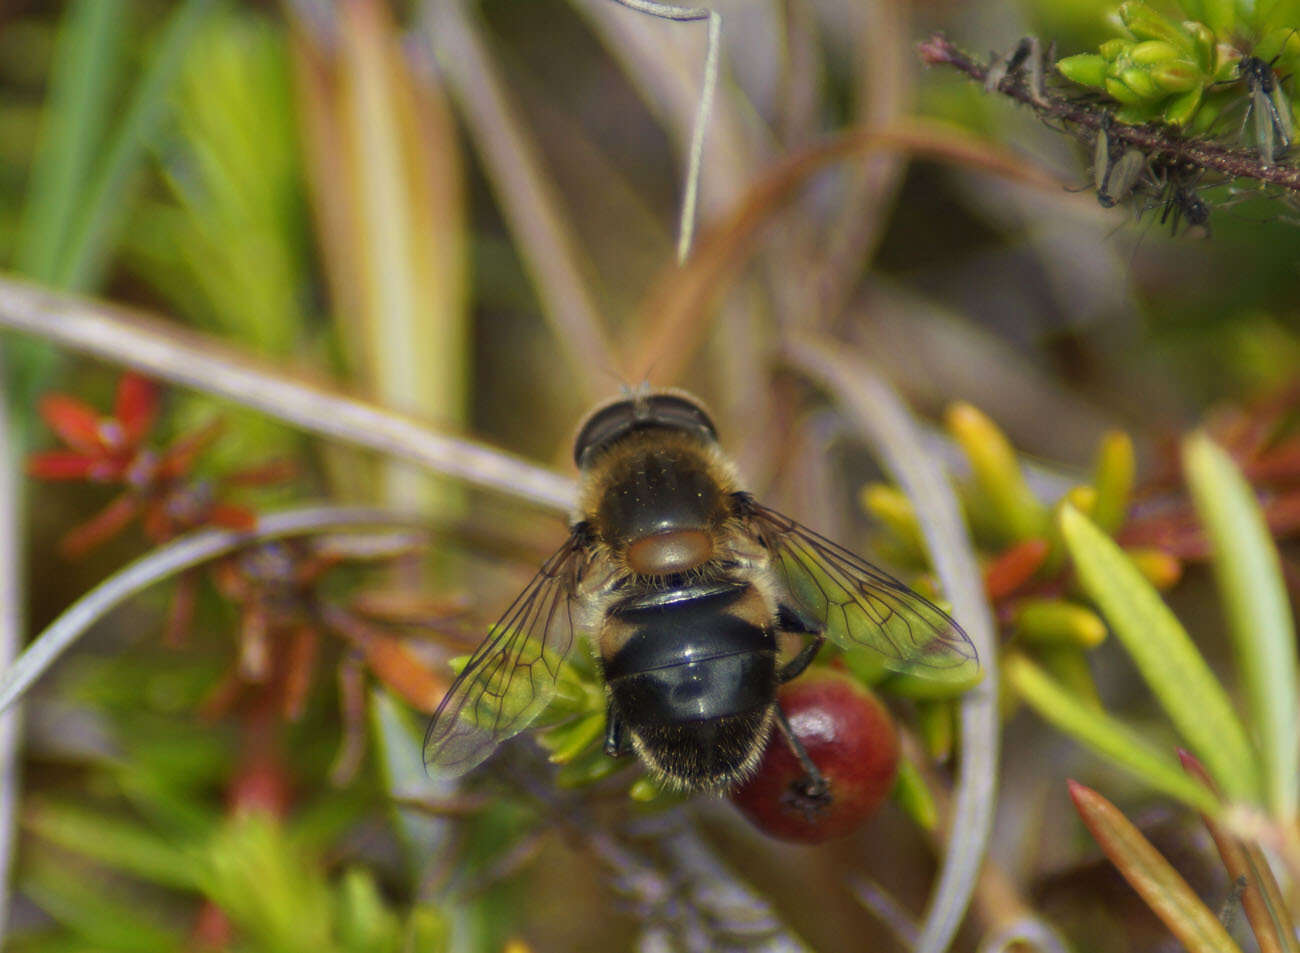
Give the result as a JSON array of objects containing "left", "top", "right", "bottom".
[
  {"left": 918, "top": 33, "right": 1300, "bottom": 191},
  {"left": 0, "top": 506, "right": 433, "bottom": 716},
  {"left": 0, "top": 353, "right": 22, "bottom": 939},
  {"left": 0, "top": 276, "right": 575, "bottom": 512},
  {"left": 782, "top": 335, "right": 1000, "bottom": 953}
]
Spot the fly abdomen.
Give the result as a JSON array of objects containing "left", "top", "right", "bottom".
[
  {"left": 604, "top": 580, "right": 775, "bottom": 707},
  {"left": 602, "top": 581, "right": 777, "bottom": 788},
  {"left": 604, "top": 616, "right": 776, "bottom": 724}
]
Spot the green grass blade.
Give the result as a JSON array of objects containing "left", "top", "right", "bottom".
[
  {"left": 56, "top": 0, "right": 216, "bottom": 292},
  {"left": 23, "top": 800, "right": 199, "bottom": 890},
  {"left": 13, "top": 0, "right": 126, "bottom": 282},
  {"left": 1006, "top": 654, "right": 1220, "bottom": 814},
  {"left": 1183, "top": 432, "right": 1299, "bottom": 821},
  {"left": 370, "top": 690, "right": 456, "bottom": 886},
  {"left": 1059, "top": 504, "right": 1262, "bottom": 804},
  {"left": 19, "top": 856, "right": 181, "bottom": 953}
]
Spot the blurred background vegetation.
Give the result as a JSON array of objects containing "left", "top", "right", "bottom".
[{"left": 1, "top": 0, "right": 1300, "bottom": 951}]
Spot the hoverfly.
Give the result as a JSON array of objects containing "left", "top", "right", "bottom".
[{"left": 424, "top": 391, "right": 977, "bottom": 795}]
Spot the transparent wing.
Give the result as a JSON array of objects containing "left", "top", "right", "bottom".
[
  {"left": 742, "top": 499, "right": 978, "bottom": 682},
  {"left": 423, "top": 533, "right": 588, "bottom": 776}
]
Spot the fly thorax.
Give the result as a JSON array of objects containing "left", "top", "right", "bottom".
[{"left": 593, "top": 445, "right": 729, "bottom": 576}]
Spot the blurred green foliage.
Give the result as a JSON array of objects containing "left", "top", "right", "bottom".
[{"left": 5, "top": 0, "right": 1300, "bottom": 950}]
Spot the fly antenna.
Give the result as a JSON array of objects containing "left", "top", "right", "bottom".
[{"left": 606, "top": 0, "right": 721, "bottom": 265}]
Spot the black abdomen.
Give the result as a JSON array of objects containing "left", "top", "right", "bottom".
[{"left": 604, "top": 582, "right": 777, "bottom": 788}]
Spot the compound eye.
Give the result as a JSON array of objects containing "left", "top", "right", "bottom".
[
  {"left": 572, "top": 391, "right": 719, "bottom": 468},
  {"left": 644, "top": 394, "right": 718, "bottom": 443},
  {"left": 573, "top": 400, "right": 636, "bottom": 467}
]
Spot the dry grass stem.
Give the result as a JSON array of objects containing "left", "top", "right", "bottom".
[
  {"left": 425, "top": 0, "right": 619, "bottom": 399},
  {"left": 0, "top": 277, "right": 576, "bottom": 512}
]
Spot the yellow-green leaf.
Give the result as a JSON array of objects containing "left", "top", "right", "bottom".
[
  {"left": 1006, "top": 654, "right": 1219, "bottom": 814},
  {"left": 1182, "top": 433, "right": 1299, "bottom": 821},
  {"left": 1059, "top": 505, "right": 1262, "bottom": 804}
]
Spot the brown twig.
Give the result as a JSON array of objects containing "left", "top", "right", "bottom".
[{"left": 918, "top": 32, "right": 1300, "bottom": 191}]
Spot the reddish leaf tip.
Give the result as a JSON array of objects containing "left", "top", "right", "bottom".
[{"left": 1066, "top": 778, "right": 1093, "bottom": 807}]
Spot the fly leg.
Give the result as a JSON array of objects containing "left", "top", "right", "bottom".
[
  {"left": 775, "top": 601, "right": 825, "bottom": 683},
  {"left": 776, "top": 633, "right": 825, "bottom": 683},
  {"left": 604, "top": 703, "right": 631, "bottom": 758},
  {"left": 773, "top": 701, "right": 831, "bottom": 809}
]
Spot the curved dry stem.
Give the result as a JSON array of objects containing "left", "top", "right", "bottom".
[
  {"left": 977, "top": 919, "right": 1073, "bottom": 953},
  {"left": 782, "top": 334, "right": 1000, "bottom": 953},
  {"left": 626, "top": 118, "right": 1065, "bottom": 385},
  {"left": 605, "top": 0, "right": 721, "bottom": 264},
  {"left": 0, "top": 276, "right": 576, "bottom": 512},
  {"left": 0, "top": 506, "right": 432, "bottom": 716}
]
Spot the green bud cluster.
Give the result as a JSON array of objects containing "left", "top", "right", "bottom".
[
  {"left": 1057, "top": 1, "right": 1300, "bottom": 136},
  {"left": 1058, "top": 2, "right": 1236, "bottom": 126}
]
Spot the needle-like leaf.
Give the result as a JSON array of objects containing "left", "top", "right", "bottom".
[
  {"left": 1183, "top": 432, "right": 1299, "bottom": 821},
  {"left": 1069, "top": 781, "right": 1245, "bottom": 953},
  {"left": 1059, "top": 504, "right": 1262, "bottom": 804}
]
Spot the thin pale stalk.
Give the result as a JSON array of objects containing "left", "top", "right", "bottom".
[
  {"left": 850, "top": 877, "right": 921, "bottom": 948},
  {"left": 423, "top": 0, "right": 617, "bottom": 400},
  {"left": 571, "top": 0, "right": 757, "bottom": 227},
  {"left": 604, "top": 0, "right": 721, "bottom": 263},
  {"left": 655, "top": 824, "right": 813, "bottom": 953},
  {"left": 0, "top": 277, "right": 575, "bottom": 512},
  {"left": 977, "top": 918, "right": 1073, "bottom": 953},
  {"left": 0, "top": 506, "right": 431, "bottom": 716},
  {"left": 0, "top": 354, "right": 23, "bottom": 936},
  {"left": 335, "top": 0, "right": 470, "bottom": 512},
  {"left": 626, "top": 119, "right": 1063, "bottom": 385},
  {"left": 782, "top": 334, "right": 1000, "bottom": 953}
]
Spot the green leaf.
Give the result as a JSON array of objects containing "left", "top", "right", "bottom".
[
  {"left": 404, "top": 907, "right": 452, "bottom": 953},
  {"left": 23, "top": 800, "right": 200, "bottom": 891},
  {"left": 1006, "top": 654, "right": 1220, "bottom": 814},
  {"left": 1014, "top": 598, "right": 1108, "bottom": 648},
  {"left": 946, "top": 402, "right": 1048, "bottom": 543},
  {"left": 20, "top": 857, "right": 182, "bottom": 953},
  {"left": 1069, "top": 781, "right": 1245, "bottom": 953},
  {"left": 891, "top": 755, "right": 938, "bottom": 831},
  {"left": 56, "top": 0, "right": 216, "bottom": 291},
  {"left": 1182, "top": 433, "right": 1299, "bottom": 821},
  {"left": 1176, "top": 0, "right": 1237, "bottom": 35},
  {"left": 370, "top": 690, "right": 456, "bottom": 886},
  {"left": 1091, "top": 431, "right": 1135, "bottom": 534},
  {"left": 1058, "top": 53, "right": 1110, "bottom": 87},
  {"left": 337, "top": 868, "right": 401, "bottom": 953},
  {"left": 1058, "top": 505, "right": 1262, "bottom": 804},
  {"left": 14, "top": 0, "right": 127, "bottom": 282},
  {"left": 201, "top": 814, "right": 334, "bottom": 953}
]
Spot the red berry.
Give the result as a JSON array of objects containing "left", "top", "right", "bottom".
[{"left": 730, "top": 668, "right": 899, "bottom": 842}]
